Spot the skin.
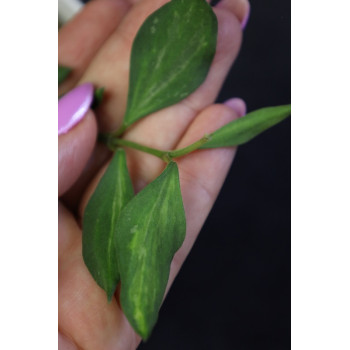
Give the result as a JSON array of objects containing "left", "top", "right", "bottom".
[{"left": 58, "top": 0, "right": 250, "bottom": 349}]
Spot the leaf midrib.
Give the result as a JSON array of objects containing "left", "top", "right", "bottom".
[
  {"left": 134, "top": 43, "right": 204, "bottom": 115},
  {"left": 131, "top": 167, "right": 172, "bottom": 322}
]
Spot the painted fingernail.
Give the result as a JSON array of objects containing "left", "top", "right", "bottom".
[
  {"left": 58, "top": 83, "right": 94, "bottom": 135},
  {"left": 223, "top": 98, "right": 247, "bottom": 117},
  {"left": 241, "top": 3, "right": 250, "bottom": 30}
]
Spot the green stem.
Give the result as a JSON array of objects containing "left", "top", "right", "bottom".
[
  {"left": 109, "top": 138, "right": 167, "bottom": 161},
  {"left": 168, "top": 134, "right": 211, "bottom": 159},
  {"left": 104, "top": 134, "right": 211, "bottom": 162}
]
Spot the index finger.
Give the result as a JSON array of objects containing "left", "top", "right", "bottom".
[{"left": 59, "top": 0, "right": 131, "bottom": 95}]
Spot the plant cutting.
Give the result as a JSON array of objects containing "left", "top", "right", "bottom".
[{"left": 58, "top": 0, "right": 290, "bottom": 343}]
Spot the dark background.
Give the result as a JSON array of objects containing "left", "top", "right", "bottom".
[{"left": 83, "top": 0, "right": 291, "bottom": 348}]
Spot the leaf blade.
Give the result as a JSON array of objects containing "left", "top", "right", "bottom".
[
  {"left": 117, "top": 162, "right": 186, "bottom": 340},
  {"left": 122, "top": 0, "right": 218, "bottom": 129},
  {"left": 82, "top": 149, "right": 134, "bottom": 301},
  {"left": 201, "top": 105, "right": 291, "bottom": 149}
]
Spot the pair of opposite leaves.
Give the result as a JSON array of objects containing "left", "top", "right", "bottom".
[
  {"left": 81, "top": 0, "right": 291, "bottom": 341},
  {"left": 83, "top": 106, "right": 290, "bottom": 340}
]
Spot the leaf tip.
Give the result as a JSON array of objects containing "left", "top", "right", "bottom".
[
  {"left": 280, "top": 103, "right": 291, "bottom": 116},
  {"left": 107, "top": 290, "right": 114, "bottom": 303},
  {"left": 105, "top": 278, "right": 120, "bottom": 303},
  {"left": 140, "top": 331, "right": 151, "bottom": 342},
  {"left": 135, "top": 320, "right": 152, "bottom": 342},
  {"left": 286, "top": 104, "right": 291, "bottom": 115}
]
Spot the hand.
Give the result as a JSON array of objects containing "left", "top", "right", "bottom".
[{"left": 58, "top": 0, "right": 250, "bottom": 349}]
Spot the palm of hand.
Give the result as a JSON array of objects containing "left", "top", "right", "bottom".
[{"left": 58, "top": 0, "right": 249, "bottom": 349}]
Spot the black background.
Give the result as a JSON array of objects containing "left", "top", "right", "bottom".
[{"left": 83, "top": 0, "right": 291, "bottom": 348}]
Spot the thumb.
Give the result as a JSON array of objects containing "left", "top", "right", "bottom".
[{"left": 58, "top": 83, "right": 97, "bottom": 196}]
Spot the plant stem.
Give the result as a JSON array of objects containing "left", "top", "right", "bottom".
[
  {"left": 106, "top": 134, "right": 211, "bottom": 162},
  {"left": 110, "top": 138, "right": 166, "bottom": 160},
  {"left": 168, "top": 134, "right": 211, "bottom": 159}
]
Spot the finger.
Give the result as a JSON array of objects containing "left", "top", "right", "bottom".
[
  {"left": 58, "top": 0, "right": 131, "bottom": 95},
  {"left": 81, "top": 6, "right": 243, "bottom": 192},
  {"left": 123, "top": 98, "right": 246, "bottom": 190},
  {"left": 58, "top": 332, "right": 77, "bottom": 350},
  {"left": 216, "top": 0, "right": 250, "bottom": 29},
  {"left": 58, "top": 202, "right": 139, "bottom": 350},
  {"left": 61, "top": 142, "right": 111, "bottom": 213},
  {"left": 182, "top": 5, "right": 244, "bottom": 111},
  {"left": 58, "top": 0, "right": 235, "bottom": 211},
  {"left": 58, "top": 84, "right": 97, "bottom": 196},
  {"left": 79, "top": 0, "right": 243, "bottom": 132},
  {"left": 165, "top": 101, "right": 244, "bottom": 290},
  {"left": 73, "top": 0, "right": 244, "bottom": 210},
  {"left": 77, "top": 97, "right": 244, "bottom": 219},
  {"left": 64, "top": 102, "right": 244, "bottom": 349},
  {"left": 78, "top": 101, "right": 243, "bottom": 251}
]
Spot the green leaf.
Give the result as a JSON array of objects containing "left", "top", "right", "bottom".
[
  {"left": 117, "top": 162, "right": 186, "bottom": 340},
  {"left": 122, "top": 0, "right": 217, "bottom": 130},
  {"left": 201, "top": 105, "right": 291, "bottom": 149},
  {"left": 58, "top": 65, "right": 71, "bottom": 85},
  {"left": 82, "top": 149, "right": 134, "bottom": 301}
]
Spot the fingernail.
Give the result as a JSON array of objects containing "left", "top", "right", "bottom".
[
  {"left": 241, "top": 3, "right": 250, "bottom": 30},
  {"left": 58, "top": 83, "right": 94, "bottom": 135},
  {"left": 223, "top": 98, "right": 247, "bottom": 117}
]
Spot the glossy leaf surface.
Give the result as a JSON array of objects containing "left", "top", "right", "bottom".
[
  {"left": 83, "top": 149, "right": 134, "bottom": 301},
  {"left": 122, "top": 0, "right": 217, "bottom": 129},
  {"left": 58, "top": 65, "right": 71, "bottom": 85},
  {"left": 117, "top": 162, "right": 186, "bottom": 339},
  {"left": 201, "top": 105, "right": 291, "bottom": 149}
]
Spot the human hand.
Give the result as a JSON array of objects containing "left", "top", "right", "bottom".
[{"left": 58, "top": 0, "right": 250, "bottom": 349}]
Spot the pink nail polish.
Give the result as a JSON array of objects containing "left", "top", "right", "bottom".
[
  {"left": 223, "top": 98, "right": 247, "bottom": 117},
  {"left": 58, "top": 83, "right": 94, "bottom": 135},
  {"left": 241, "top": 4, "right": 250, "bottom": 30}
]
